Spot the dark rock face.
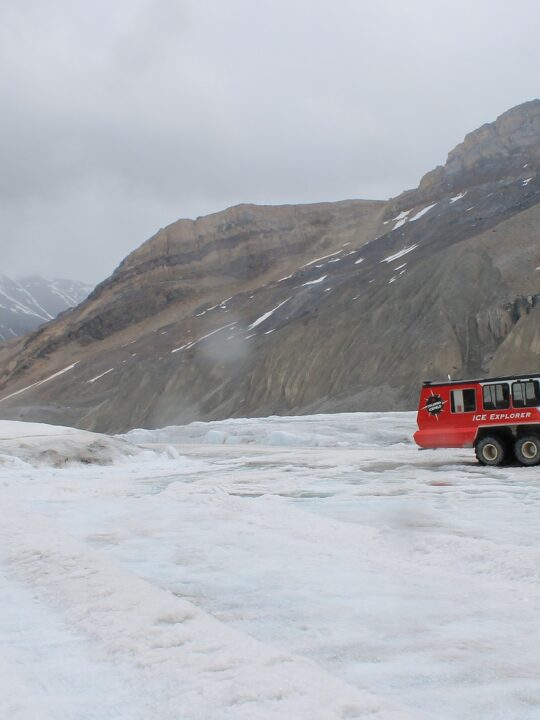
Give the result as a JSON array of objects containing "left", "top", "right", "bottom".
[
  {"left": 395, "top": 99, "right": 540, "bottom": 209},
  {"left": 440, "top": 100, "right": 540, "bottom": 187},
  {"left": 0, "top": 100, "right": 539, "bottom": 432}
]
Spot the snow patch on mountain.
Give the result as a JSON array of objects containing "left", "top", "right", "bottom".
[
  {"left": 248, "top": 298, "right": 291, "bottom": 331},
  {"left": 301, "top": 276, "right": 327, "bottom": 287},
  {"left": 0, "top": 275, "right": 92, "bottom": 341},
  {"left": 0, "top": 363, "right": 79, "bottom": 403},
  {"left": 381, "top": 245, "right": 419, "bottom": 263},
  {"left": 408, "top": 202, "right": 438, "bottom": 222}
]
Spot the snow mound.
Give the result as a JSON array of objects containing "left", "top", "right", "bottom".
[
  {"left": 122, "top": 412, "right": 415, "bottom": 449},
  {"left": 0, "top": 420, "right": 156, "bottom": 467}
]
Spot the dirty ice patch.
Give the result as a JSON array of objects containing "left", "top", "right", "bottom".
[
  {"left": 449, "top": 192, "right": 466, "bottom": 203},
  {"left": 381, "top": 245, "right": 418, "bottom": 263},
  {"left": 248, "top": 298, "right": 291, "bottom": 331},
  {"left": 301, "top": 276, "right": 327, "bottom": 287},
  {"left": 0, "top": 363, "right": 78, "bottom": 403},
  {"left": 0, "top": 420, "right": 152, "bottom": 467}
]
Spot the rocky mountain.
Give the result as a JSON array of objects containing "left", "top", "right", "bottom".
[
  {"left": 0, "top": 276, "right": 92, "bottom": 341},
  {"left": 0, "top": 100, "right": 539, "bottom": 432}
]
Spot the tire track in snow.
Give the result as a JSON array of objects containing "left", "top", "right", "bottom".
[{"left": 0, "top": 500, "right": 413, "bottom": 720}]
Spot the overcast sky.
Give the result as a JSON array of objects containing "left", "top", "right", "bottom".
[{"left": 1, "top": 0, "right": 539, "bottom": 284}]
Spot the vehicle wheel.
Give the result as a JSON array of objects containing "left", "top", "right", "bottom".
[
  {"left": 475, "top": 436, "right": 506, "bottom": 466},
  {"left": 514, "top": 436, "right": 540, "bottom": 466}
]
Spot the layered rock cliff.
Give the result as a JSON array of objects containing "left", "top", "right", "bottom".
[{"left": 0, "top": 100, "right": 539, "bottom": 432}]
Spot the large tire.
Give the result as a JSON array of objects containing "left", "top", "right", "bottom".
[
  {"left": 514, "top": 436, "right": 540, "bottom": 466},
  {"left": 475, "top": 436, "right": 506, "bottom": 466}
]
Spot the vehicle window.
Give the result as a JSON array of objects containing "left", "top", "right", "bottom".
[
  {"left": 512, "top": 380, "right": 540, "bottom": 408},
  {"left": 450, "top": 388, "right": 476, "bottom": 413},
  {"left": 482, "top": 383, "right": 510, "bottom": 410}
]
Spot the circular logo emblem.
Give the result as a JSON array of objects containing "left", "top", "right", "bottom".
[{"left": 425, "top": 394, "right": 444, "bottom": 416}]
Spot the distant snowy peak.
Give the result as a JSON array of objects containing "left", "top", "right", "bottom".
[{"left": 0, "top": 275, "right": 93, "bottom": 341}]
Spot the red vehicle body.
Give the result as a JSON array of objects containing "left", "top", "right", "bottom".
[{"left": 414, "top": 373, "right": 540, "bottom": 465}]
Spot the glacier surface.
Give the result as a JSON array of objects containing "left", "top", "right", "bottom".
[{"left": 1, "top": 413, "right": 540, "bottom": 719}]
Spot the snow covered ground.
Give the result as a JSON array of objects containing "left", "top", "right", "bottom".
[{"left": 1, "top": 413, "right": 540, "bottom": 719}]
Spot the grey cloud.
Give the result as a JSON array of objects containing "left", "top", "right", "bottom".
[{"left": 1, "top": 0, "right": 540, "bottom": 282}]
